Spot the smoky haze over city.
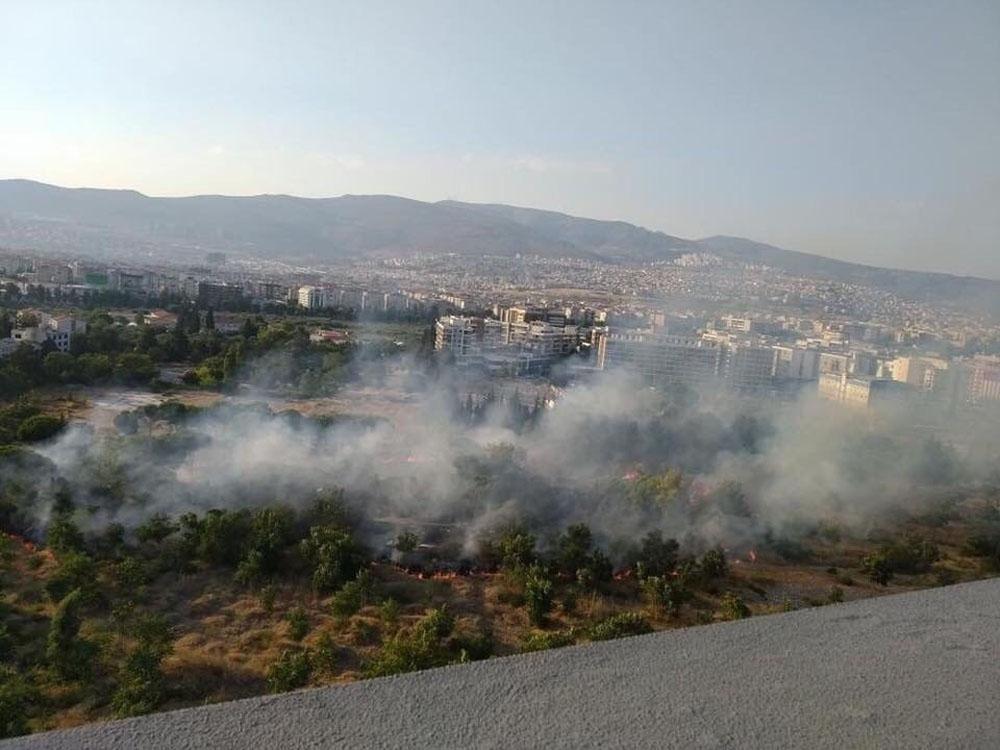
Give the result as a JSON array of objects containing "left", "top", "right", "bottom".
[{"left": 0, "top": 0, "right": 998, "bottom": 744}]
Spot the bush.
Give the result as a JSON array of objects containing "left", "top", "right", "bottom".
[
  {"left": 112, "top": 646, "right": 168, "bottom": 717},
  {"left": 589, "top": 613, "right": 651, "bottom": 641},
  {"left": 300, "top": 525, "right": 365, "bottom": 593},
  {"left": 379, "top": 598, "right": 401, "bottom": 628},
  {"left": 16, "top": 415, "right": 64, "bottom": 443},
  {"left": 287, "top": 608, "right": 310, "bottom": 641},
  {"left": 364, "top": 607, "right": 455, "bottom": 678},
  {"left": 0, "top": 667, "right": 36, "bottom": 739},
  {"left": 524, "top": 567, "right": 554, "bottom": 626},
  {"left": 46, "top": 589, "right": 95, "bottom": 680},
  {"left": 700, "top": 548, "right": 728, "bottom": 579},
  {"left": 452, "top": 629, "right": 495, "bottom": 662},
  {"left": 719, "top": 592, "right": 751, "bottom": 621},
  {"left": 267, "top": 649, "right": 312, "bottom": 693},
  {"left": 636, "top": 530, "right": 679, "bottom": 577},
  {"left": 394, "top": 531, "right": 419, "bottom": 554},
  {"left": 861, "top": 552, "right": 894, "bottom": 585},
  {"left": 330, "top": 571, "right": 374, "bottom": 618},
  {"left": 641, "top": 576, "right": 692, "bottom": 616},
  {"left": 44, "top": 552, "right": 98, "bottom": 604},
  {"left": 520, "top": 630, "right": 576, "bottom": 653}
]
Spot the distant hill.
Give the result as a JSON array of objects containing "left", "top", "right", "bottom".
[
  {"left": 0, "top": 179, "right": 695, "bottom": 261},
  {"left": 697, "top": 236, "right": 1000, "bottom": 317},
  {"left": 1, "top": 179, "right": 997, "bottom": 314}
]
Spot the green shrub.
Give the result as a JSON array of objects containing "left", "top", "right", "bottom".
[
  {"left": 520, "top": 629, "right": 576, "bottom": 653},
  {"left": 330, "top": 571, "right": 374, "bottom": 618},
  {"left": 0, "top": 666, "right": 36, "bottom": 739},
  {"left": 364, "top": 607, "right": 454, "bottom": 678},
  {"left": 719, "top": 592, "right": 751, "bottom": 621},
  {"left": 524, "top": 567, "right": 554, "bottom": 626},
  {"left": 16, "top": 415, "right": 64, "bottom": 443},
  {"left": 286, "top": 608, "right": 310, "bottom": 641},
  {"left": 267, "top": 649, "right": 311, "bottom": 693},
  {"left": 589, "top": 613, "right": 652, "bottom": 641}
]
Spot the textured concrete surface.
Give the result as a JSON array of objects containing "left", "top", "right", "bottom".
[{"left": 7, "top": 578, "right": 1000, "bottom": 749}]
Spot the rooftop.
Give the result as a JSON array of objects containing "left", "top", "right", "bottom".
[{"left": 8, "top": 577, "right": 999, "bottom": 749}]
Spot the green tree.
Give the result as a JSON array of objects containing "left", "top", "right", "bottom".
[
  {"left": 554, "top": 524, "right": 593, "bottom": 577},
  {"left": 267, "top": 649, "right": 311, "bottom": 693},
  {"left": 300, "top": 525, "right": 365, "bottom": 593},
  {"left": 114, "top": 352, "right": 157, "bottom": 384},
  {"left": 719, "top": 592, "right": 751, "bottom": 620},
  {"left": 330, "top": 570, "right": 374, "bottom": 618},
  {"left": 46, "top": 589, "right": 93, "bottom": 680},
  {"left": 700, "top": 548, "right": 728, "bottom": 579},
  {"left": 286, "top": 607, "right": 310, "bottom": 641},
  {"left": 861, "top": 551, "right": 894, "bottom": 585},
  {"left": 0, "top": 667, "right": 37, "bottom": 739},
  {"left": 636, "top": 531, "right": 679, "bottom": 578},
  {"left": 524, "top": 566, "right": 554, "bottom": 626},
  {"left": 394, "top": 531, "right": 419, "bottom": 554}
]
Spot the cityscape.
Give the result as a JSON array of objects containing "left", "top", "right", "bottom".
[{"left": 2, "top": 0, "right": 999, "bottom": 746}]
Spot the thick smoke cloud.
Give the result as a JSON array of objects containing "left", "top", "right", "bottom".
[{"left": 10, "top": 363, "right": 999, "bottom": 562}]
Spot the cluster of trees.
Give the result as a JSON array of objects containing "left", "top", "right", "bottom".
[
  {"left": 479, "top": 524, "right": 730, "bottom": 629},
  {"left": 0, "top": 302, "right": 373, "bottom": 402},
  {"left": 0, "top": 311, "right": 162, "bottom": 400}
]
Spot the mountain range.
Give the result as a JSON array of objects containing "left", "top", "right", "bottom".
[{"left": 1, "top": 179, "right": 997, "bottom": 315}]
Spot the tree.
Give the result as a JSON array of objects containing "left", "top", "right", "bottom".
[
  {"left": 300, "top": 525, "right": 365, "bottom": 593},
  {"left": 111, "top": 614, "right": 173, "bottom": 718},
  {"left": 861, "top": 551, "right": 894, "bottom": 585},
  {"left": 0, "top": 667, "right": 36, "bottom": 739},
  {"left": 42, "top": 352, "right": 78, "bottom": 383},
  {"left": 636, "top": 531, "right": 680, "bottom": 578},
  {"left": 394, "top": 531, "right": 419, "bottom": 554},
  {"left": 114, "top": 352, "right": 157, "bottom": 385},
  {"left": 286, "top": 608, "right": 310, "bottom": 641},
  {"left": 46, "top": 589, "right": 93, "bottom": 680},
  {"left": 267, "top": 649, "right": 311, "bottom": 693},
  {"left": 204, "top": 308, "right": 215, "bottom": 330},
  {"left": 496, "top": 527, "right": 536, "bottom": 569},
  {"left": 700, "top": 548, "right": 728, "bottom": 579},
  {"left": 719, "top": 592, "right": 751, "bottom": 620},
  {"left": 555, "top": 524, "right": 593, "bottom": 577},
  {"left": 330, "top": 570, "right": 374, "bottom": 618},
  {"left": 364, "top": 607, "right": 455, "bottom": 678},
  {"left": 524, "top": 566, "right": 554, "bottom": 626}
]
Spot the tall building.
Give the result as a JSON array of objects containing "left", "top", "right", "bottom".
[
  {"left": 773, "top": 345, "right": 820, "bottom": 380},
  {"left": 197, "top": 282, "right": 244, "bottom": 309},
  {"left": 297, "top": 285, "right": 329, "bottom": 310},
  {"left": 597, "top": 331, "right": 723, "bottom": 387},
  {"left": 818, "top": 372, "right": 910, "bottom": 408}
]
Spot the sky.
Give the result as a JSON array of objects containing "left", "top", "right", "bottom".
[{"left": 1, "top": 0, "right": 998, "bottom": 278}]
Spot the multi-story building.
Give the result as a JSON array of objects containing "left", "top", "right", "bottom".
[
  {"left": 818, "top": 372, "right": 910, "bottom": 408},
  {"left": 959, "top": 356, "right": 1000, "bottom": 404},
  {"left": 723, "top": 343, "right": 777, "bottom": 393},
  {"left": 596, "top": 331, "right": 723, "bottom": 387},
  {"left": 1, "top": 311, "right": 87, "bottom": 356},
  {"left": 297, "top": 285, "right": 329, "bottom": 310},
  {"left": 773, "top": 345, "right": 820, "bottom": 380},
  {"left": 197, "top": 281, "right": 244, "bottom": 309}
]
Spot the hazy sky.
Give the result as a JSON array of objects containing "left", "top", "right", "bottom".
[{"left": 2, "top": 1, "right": 998, "bottom": 277}]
